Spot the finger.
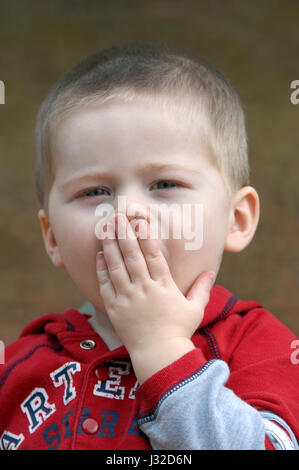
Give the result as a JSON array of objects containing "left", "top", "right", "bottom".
[
  {"left": 115, "top": 213, "right": 152, "bottom": 283},
  {"left": 100, "top": 222, "right": 132, "bottom": 294},
  {"left": 186, "top": 270, "right": 216, "bottom": 306},
  {"left": 135, "top": 219, "right": 173, "bottom": 283},
  {"left": 96, "top": 250, "right": 116, "bottom": 302}
]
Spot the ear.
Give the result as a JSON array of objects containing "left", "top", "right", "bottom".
[
  {"left": 224, "top": 186, "right": 260, "bottom": 253},
  {"left": 38, "top": 209, "right": 65, "bottom": 268}
]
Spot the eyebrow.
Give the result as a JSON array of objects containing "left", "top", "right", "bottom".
[{"left": 60, "top": 163, "right": 200, "bottom": 190}]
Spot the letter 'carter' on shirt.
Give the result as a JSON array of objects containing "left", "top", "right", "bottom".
[{"left": 0, "top": 285, "right": 298, "bottom": 450}]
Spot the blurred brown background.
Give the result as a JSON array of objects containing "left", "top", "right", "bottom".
[{"left": 0, "top": 0, "right": 298, "bottom": 344}]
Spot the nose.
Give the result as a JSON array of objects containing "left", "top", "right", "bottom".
[{"left": 114, "top": 195, "right": 150, "bottom": 224}]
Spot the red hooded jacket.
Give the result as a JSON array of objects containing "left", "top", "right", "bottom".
[{"left": 0, "top": 285, "right": 298, "bottom": 450}]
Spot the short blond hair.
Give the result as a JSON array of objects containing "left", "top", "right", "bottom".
[{"left": 35, "top": 42, "right": 249, "bottom": 216}]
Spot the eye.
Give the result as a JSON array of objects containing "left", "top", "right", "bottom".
[
  {"left": 78, "top": 180, "right": 181, "bottom": 198},
  {"left": 151, "top": 180, "right": 179, "bottom": 190},
  {"left": 80, "top": 187, "right": 110, "bottom": 198}
]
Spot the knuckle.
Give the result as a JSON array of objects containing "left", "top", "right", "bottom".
[
  {"left": 145, "top": 249, "right": 160, "bottom": 262},
  {"left": 137, "top": 282, "right": 150, "bottom": 296},
  {"left": 126, "top": 249, "right": 141, "bottom": 262},
  {"left": 109, "top": 262, "right": 122, "bottom": 274},
  {"left": 139, "top": 278, "right": 157, "bottom": 295},
  {"left": 99, "top": 277, "right": 109, "bottom": 286},
  {"left": 97, "top": 270, "right": 110, "bottom": 284},
  {"left": 106, "top": 299, "right": 117, "bottom": 312},
  {"left": 114, "top": 292, "right": 132, "bottom": 309}
]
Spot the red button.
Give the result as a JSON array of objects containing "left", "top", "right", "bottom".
[{"left": 82, "top": 418, "right": 99, "bottom": 435}]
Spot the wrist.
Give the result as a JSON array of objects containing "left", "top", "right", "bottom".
[{"left": 129, "top": 337, "right": 195, "bottom": 385}]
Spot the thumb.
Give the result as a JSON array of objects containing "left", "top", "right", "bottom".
[{"left": 186, "top": 270, "right": 216, "bottom": 306}]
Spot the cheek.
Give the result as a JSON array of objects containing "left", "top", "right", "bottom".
[
  {"left": 164, "top": 203, "right": 227, "bottom": 295},
  {"left": 161, "top": 208, "right": 205, "bottom": 295},
  {"left": 203, "top": 202, "right": 228, "bottom": 245},
  {"left": 201, "top": 203, "right": 229, "bottom": 266},
  {"left": 165, "top": 238, "right": 204, "bottom": 295},
  {"left": 53, "top": 211, "right": 102, "bottom": 303},
  {"left": 52, "top": 210, "right": 98, "bottom": 270}
]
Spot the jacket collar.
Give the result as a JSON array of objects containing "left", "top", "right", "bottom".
[
  {"left": 19, "top": 284, "right": 262, "bottom": 340},
  {"left": 201, "top": 284, "right": 261, "bottom": 328}
]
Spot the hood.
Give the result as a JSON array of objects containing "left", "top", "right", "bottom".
[
  {"left": 19, "top": 284, "right": 262, "bottom": 340},
  {"left": 201, "top": 284, "right": 261, "bottom": 328}
]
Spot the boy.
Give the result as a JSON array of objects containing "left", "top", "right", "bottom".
[{"left": 0, "top": 42, "right": 298, "bottom": 450}]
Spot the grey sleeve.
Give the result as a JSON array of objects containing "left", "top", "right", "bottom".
[{"left": 137, "top": 359, "right": 297, "bottom": 450}]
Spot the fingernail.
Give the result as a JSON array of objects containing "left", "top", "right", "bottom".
[
  {"left": 135, "top": 219, "right": 148, "bottom": 237},
  {"left": 134, "top": 219, "right": 146, "bottom": 230},
  {"left": 208, "top": 271, "right": 216, "bottom": 284},
  {"left": 115, "top": 213, "right": 125, "bottom": 224},
  {"left": 103, "top": 223, "right": 114, "bottom": 237},
  {"left": 96, "top": 251, "right": 104, "bottom": 265}
]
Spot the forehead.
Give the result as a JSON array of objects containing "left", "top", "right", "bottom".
[{"left": 49, "top": 99, "right": 214, "bottom": 176}]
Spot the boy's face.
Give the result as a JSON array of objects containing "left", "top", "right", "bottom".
[{"left": 42, "top": 99, "right": 233, "bottom": 315}]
